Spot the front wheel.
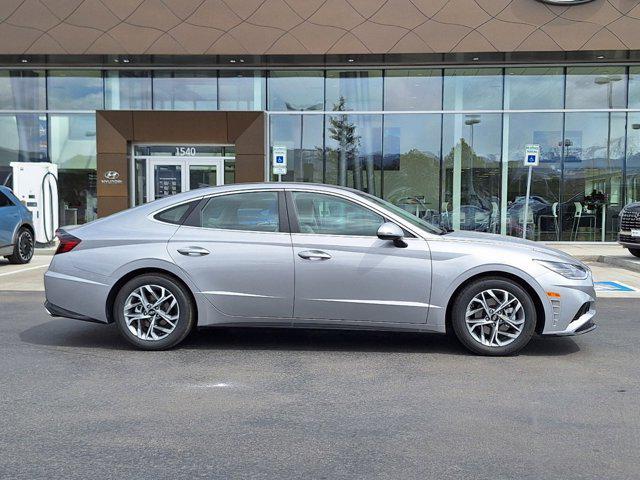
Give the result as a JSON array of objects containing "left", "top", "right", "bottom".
[
  {"left": 451, "top": 277, "right": 537, "bottom": 356},
  {"left": 7, "top": 227, "right": 34, "bottom": 264},
  {"left": 628, "top": 248, "right": 640, "bottom": 258},
  {"left": 113, "top": 274, "right": 195, "bottom": 350}
]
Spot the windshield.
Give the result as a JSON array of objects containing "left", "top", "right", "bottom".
[{"left": 355, "top": 191, "right": 445, "bottom": 235}]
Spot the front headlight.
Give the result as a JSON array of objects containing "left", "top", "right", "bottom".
[{"left": 534, "top": 260, "right": 589, "bottom": 280}]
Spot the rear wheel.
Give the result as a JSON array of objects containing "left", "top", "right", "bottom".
[
  {"left": 451, "top": 277, "right": 537, "bottom": 356},
  {"left": 113, "top": 274, "right": 195, "bottom": 350},
  {"left": 7, "top": 227, "right": 34, "bottom": 264},
  {"left": 628, "top": 248, "right": 640, "bottom": 258}
]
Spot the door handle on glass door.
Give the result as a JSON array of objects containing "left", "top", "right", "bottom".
[
  {"left": 298, "top": 250, "right": 331, "bottom": 260},
  {"left": 177, "top": 246, "right": 210, "bottom": 256}
]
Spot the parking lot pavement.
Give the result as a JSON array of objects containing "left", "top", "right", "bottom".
[
  {"left": 0, "top": 291, "right": 639, "bottom": 479},
  {"left": 0, "top": 256, "right": 51, "bottom": 291}
]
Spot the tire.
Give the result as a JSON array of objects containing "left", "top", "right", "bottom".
[
  {"left": 7, "top": 227, "right": 34, "bottom": 264},
  {"left": 628, "top": 248, "right": 640, "bottom": 258},
  {"left": 451, "top": 277, "right": 537, "bottom": 356},
  {"left": 113, "top": 273, "right": 195, "bottom": 350}
]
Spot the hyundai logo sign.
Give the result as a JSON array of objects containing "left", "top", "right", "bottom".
[
  {"left": 101, "top": 170, "right": 123, "bottom": 185},
  {"left": 536, "top": 0, "right": 595, "bottom": 4}
]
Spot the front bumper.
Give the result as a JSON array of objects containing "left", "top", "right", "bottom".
[{"left": 543, "top": 301, "right": 597, "bottom": 336}]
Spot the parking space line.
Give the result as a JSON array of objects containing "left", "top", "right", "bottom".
[{"left": 0, "top": 265, "right": 48, "bottom": 277}]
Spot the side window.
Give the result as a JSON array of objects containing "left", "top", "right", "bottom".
[
  {"left": 0, "top": 192, "right": 13, "bottom": 208},
  {"left": 154, "top": 201, "right": 196, "bottom": 225},
  {"left": 292, "top": 192, "right": 383, "bottom": 236},
  {"left": 198, "top": 192, "right": 279, "bottom": 232}
]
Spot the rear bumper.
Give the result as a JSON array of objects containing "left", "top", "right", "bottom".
[{"left": 44, "top": 300, "right": 106, "bottom": 324}]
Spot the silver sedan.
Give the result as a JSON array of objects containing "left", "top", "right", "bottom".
[{"left": 44, "top": 183, "right": 596, "bottom": 355}]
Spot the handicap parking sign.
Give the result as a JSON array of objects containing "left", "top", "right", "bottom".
[
  {"left": 524, "top": 145, "right": 540, "bottom": 167},
  {"left": 276, "top": 155, "right": 284, "bottom": 164}
]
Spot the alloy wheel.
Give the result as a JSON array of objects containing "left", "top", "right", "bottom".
[
  {"left": 464, "top": 289, "right": 525, "bottom": 347},
  {"left": 123, "top": 285, "right": 180, "bottom": 341},
  {"left": 18, "top": 231, "right": 33, "bottom": 261}
]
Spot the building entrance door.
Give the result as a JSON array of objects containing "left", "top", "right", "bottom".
[{"left": 147, "top": 157, "right": 225, "bottom": 201}]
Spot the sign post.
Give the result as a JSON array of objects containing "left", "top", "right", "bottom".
[
  {"left": 272, "top": 145, "right": 287, "bottom": 182},
  {"left": 522, "top": 144, "right": 540, "bottom": 239}
]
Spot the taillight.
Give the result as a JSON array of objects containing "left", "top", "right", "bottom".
[{"left": 55, "top": 229, "right": 81, "bottom": 255}]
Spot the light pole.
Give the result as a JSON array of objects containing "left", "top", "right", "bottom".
[{"left": 464, "top": 115, "right": 481, "bottom": 200}]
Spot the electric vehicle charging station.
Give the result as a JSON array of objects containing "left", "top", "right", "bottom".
[{"left": 10, "top": 162, "right": 59, "bottom": 245}]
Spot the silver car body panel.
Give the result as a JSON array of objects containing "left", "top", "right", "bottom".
[{"left": 44, "top": 183, "right": 596, "bottom": 336}]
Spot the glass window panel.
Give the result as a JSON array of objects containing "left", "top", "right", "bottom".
[
  {"left": 325, "top": 113, "right": 382, "bottom": 195},
  {"left": 382, "top": 114, "right": 441, "bottom": 222},
  {"left": 504, "top": 113, "right": 563, "bottom": 240},
  {"left": 49, "top": 114, "right": 96, "bottom": 170},
  {"left": 443, "top": 68, "right": 503, "bottom": 111},
  {"left": 626, "top": 113, "right": 640, "bottom": 204},
  {"left": 565, "top": 67, "right": 627, "bottom": 109},
  {"left": 268, "top": 71, "right": 324, "bottom": 111},
  {"left": 504, "top": 67, "right": 564, "bottom": 110},
  {"left": 269, "top": 114, "right": 324, "bottom": 182},
  {"left": 50, "top": 114, "right": 98, "bottom": 225},
  {"left": 134, "top": 158, "right": 146, "bottom": 206},
  {"left": 105, "top": 71, "right": 151, "bottom": 109},
  {"left": 384, "top": 69, "right": 442, "bottom": 111},
  {"left": 562, "top": 112, "right": 625, "bottom": 241},
  {"left": 292, "top": 191, "right": 383, "bottom": 236},
  {"left": 442, "top": 113, "right": 502, "bottom": 232},
  {"left": 218, "top": 71, "right": 265, "bottom": 110},
  {"left": 47, "top": 70, "right": 103, "bottom": 110},
  {"left": 57, "top": 170, "right": 98, "bottom": 225},
  {"left": 628, "top": 67, "right": 640, "bottom": 109},
  {"left": 0, "top": 114, "right": 47, "bottom": 166},
  {"left": 199, "top": 192, "right": 279, "bottom": 232},
  {"left": 224, "top": 159, "right": 235, "bottom": 184},
  {"left": 153, "top": 71, "right": 217, "bottom": 110},
  {"left": 0, "top": 70, "right": 46, "bottom": 110},
  {"left": 325, "top": 70, "right": 383, "bottom": 111}
]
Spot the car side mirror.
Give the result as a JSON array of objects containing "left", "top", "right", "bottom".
[{"left": 377, "top": 222, "right": 407, "bottom": 248}]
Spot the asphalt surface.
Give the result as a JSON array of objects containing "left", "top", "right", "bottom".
[{"left": 1, "top": 291, "right": 639, "bottom": 480}]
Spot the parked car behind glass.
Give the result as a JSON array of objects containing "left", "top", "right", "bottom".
[
  {"left": 0, "top": 185, "right": 34, "bottom": 264},
  {"left": 618, "top": 201, "right": 640, "bottom": 257}
]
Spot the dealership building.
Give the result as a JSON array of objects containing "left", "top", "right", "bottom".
[{"left": 2, "top": 0, "right": 640, "bottom": 242}]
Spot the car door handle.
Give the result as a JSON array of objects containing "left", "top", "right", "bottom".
[
  {"left": 298, "top": 250, "right": 331, "bottom": 260},
  {"left": 177, "top": 246, "right": 210, "bottom": 256}
]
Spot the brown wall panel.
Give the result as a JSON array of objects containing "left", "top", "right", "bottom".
[
  {"left": 97, "top": 196, "right": 129, "bottom": 218},
  {"left": 96, "top": 153, "right": 128, "bottom": 197},
  {"left": 96, "top": 113, "right": 129, "bottom": 155},
  {"left": 96, "top": 110, "right": 266, "bottom": 217},
  {"left": 235, "top": 114, "right": 265, "bottom": 156},
  {"left": 234, "top": 154, "right": 265, "bottom": 183},
  {"left": 132, "top": 112, "right": 228, "bottom": 144}
]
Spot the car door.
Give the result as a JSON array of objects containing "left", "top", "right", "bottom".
[
  {"left": 0, "top": 190, "right": 20, "bottom": 248},
  {"left": 287, "top": 190, "right": 432, "bottom": 324},
  {"left": 168, "top": 190, "right": 294, "bottom": 320}
]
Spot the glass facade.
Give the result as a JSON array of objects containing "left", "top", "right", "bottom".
[{"left": 1, "top": 65, "right": 640, "bottom": 241}]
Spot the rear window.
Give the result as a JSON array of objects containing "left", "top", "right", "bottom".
[
  {"left": 194, "top": 192, "right": 280, "bottom": 232},
  {"left": 154, "top": 201, "right": 196, "bottom": 225}
]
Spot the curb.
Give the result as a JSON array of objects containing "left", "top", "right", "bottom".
[{"left": 576, "top": 254, "right": 640, "bottom": 273}]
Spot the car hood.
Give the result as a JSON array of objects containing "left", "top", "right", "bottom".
[{"left": 442, "top": 230, "right": 585, "bottom": 265}]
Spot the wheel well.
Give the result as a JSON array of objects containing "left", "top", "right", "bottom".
[
  {"left": 444, "top": 271, "right": 546, "bottom": 336},
  {"left": 105, "top": 268, "right": 198, "bottom": 325},
  {"left": 17, "top": 223, "right": 34, "bottom": 240}
]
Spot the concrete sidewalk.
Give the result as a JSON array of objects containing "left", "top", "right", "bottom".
[{"left": 545, "top": 242, "right": 640, "bottom": 273}]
